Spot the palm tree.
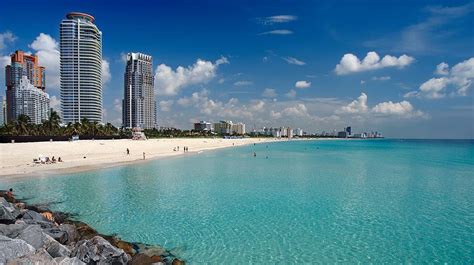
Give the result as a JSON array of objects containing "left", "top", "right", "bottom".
[{"left": 16, "top": 115, "right": 31, "bottom": 135}]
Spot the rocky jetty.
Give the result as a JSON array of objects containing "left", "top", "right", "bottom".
[{"left": 0, "top": 194, "right": 185, "bottom": 265}]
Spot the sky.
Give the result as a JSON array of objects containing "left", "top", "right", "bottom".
[{"left": 0, "top": 0, "right": 473, "bottom": 138}]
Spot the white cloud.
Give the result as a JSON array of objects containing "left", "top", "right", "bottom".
[
  {"left": 372, "top": 76, "right": 391, "bottom": 81},
  {"left": 262, "top": 88, "right": 277, "bottom": 98},
  {"left": 259, "top": 29, "right": 293, "bottom": 35},
  {"left": 337, "top": 93, "right": 368, "bottom": 114},
  {"left": 283, "top": 56, "right": 306, "bottom": 65},
  {"left": 283, "top": 103, "right": 309, "bottom": 117},
  {"left": 102, "top": 59, "right": 111, "bottom": 85},
  {"left": 360, "top": 80, "right": 366, "bottom": 85},
  {"left": 0, "top": 55, "right": 10, "bottom": 71},
  {"left": 159, "top": 100, "right": 174, "bottom": 112},
  {"left": 295, "top": 80, "right": 311, "bottom": 89},
  {"left": 29, "top": 33, "right": 60, "bottom": 90},
  {"left": 0, "top": 31, "right": 16, "bottom": 50},
  {"left": 335, "top": 51, "right": 414, "bottom": 75},
  {"left": 285, "top": 89, "right": 297, "bottom": 99},
  {"left": 49, "top": 95, "right": 61, "bottom": 114},
  {"left": 372, "top": 100, "right": 424, "bottom": 117},
  {"left": 113, "top": 98, "right": 122, "bottom": 112},
  {"left": 435, "top": 62, "right": 449, "bottom": 75},
  {"left": 154, "top": 56, "right": 229, "bottom": 96},
  {"left": 234, "top": 80, "right": 253, "bottom": 86},
  {"left": 258, "top": 15, "right": 297, "bottom": 25},
  {"left": 413, "top": 57, "right": 474, "bottom": 98}
]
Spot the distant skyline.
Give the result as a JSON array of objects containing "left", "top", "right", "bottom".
[{"left": 0, "top": 0, "right": 473, "bottom": 138}]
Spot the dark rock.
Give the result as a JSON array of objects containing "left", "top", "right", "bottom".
[
  {"left": 116, "top": 240, "right": 136, "bottom": 256},
  {"left": 0, "top": 235, "right": 35, "bottom": 264},
  {"left": 59, "top": 224, "right": 78, "bottom": 245},
  {"left": 71, "top": 236, "right": 131, "bottom": 264},
  {"left": 131, "top": 253, "right": 154, "bottom": 265},
  {"left": 172, "top": 258, "right": 185, "bottom": 265},
  {"left": 74, "top": 222, "right": 98, "bottom": 240},
  {"left": 0, "top": 223, "right": 27, "bottom": 238},
  {"left": 7, "top": 248, "right": 54, "bottom": 264}
]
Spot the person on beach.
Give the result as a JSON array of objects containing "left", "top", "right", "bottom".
[
  {"left": 253, "top": 152, "right": 256, "bottom": 157},
  {"left": 143, "top": 152, "right": 146, "bottom": 160},
  {"left": 126, "top": 148, "right": 130, "bottom": 155},
  {"left": 6, "top": 188, "right": 14, "bottom": 201},
  {"left": 51, "top": 156, "right": 56, "bottom": 163},
  {"left": 58, "top": 157, "right": 63, "bottom": 162}
]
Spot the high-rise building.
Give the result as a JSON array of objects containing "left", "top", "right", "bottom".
[
  {"left": 194, "top": 121, "right": 212, "bottom": 132},
  {"left": 213, "top": 120, "right": 246, "bottom": 135},
  {"left": 0, "top": 96, "right": 6, "bottom": 125},
  {"left": 122, "top": 52, "right": 156, "bottom": 129},
  {"left": 5, "top": 50, "right": 49, "bottom": 124},
  {"left": 60, "top": 12, "right": 103, "bottom": 123}
]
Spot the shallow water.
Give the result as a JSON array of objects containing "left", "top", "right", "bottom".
[{"left": 2, "top": 139, "right": 473, "bottom": 263}]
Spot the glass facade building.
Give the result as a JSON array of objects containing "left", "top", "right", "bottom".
[
  {"left": 60, "top": 12, "right": 103, "bottom": 123},
  {"left": 122, "top": 52, "right": 156, "bottom": 129}
]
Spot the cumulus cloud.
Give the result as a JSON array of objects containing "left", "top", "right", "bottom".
[
  {"left": 0, "top": 31, "right": 16, "bottom": 50},
  {"left": 257, "top": 15, "right": 297, "bottom": 25},
  {"left": 283, "top": 56, "right": 306, "bottom": 65},
  {"left": 262, "top": 88, "right": 277, "bottom": 98},
  {"left": 102, "top": 59, "right": 111, "bottom": 85},
  {"left": 159, "top": 100, "right": 174, "bottom": 112},
  {"left": 337, "top": 93, "right": 368, "bottom": 114},
  {"left": 372, "top": 76, "right": 391, "bottom": 81},
  {"left": 335, "top": 51, "right": 414, "bottom": 75},
  {"left": 113, "top": 98, "right": 122, "bottom": 112},
  {"left": 435, "top": 62, "right": 449, "bottom": 75},
  {"left": 406, "top": 57, "right": 474, "bottom": 99},
  {"left": 337, "top": 92, "right": 424, "bottom": 118},
  {"left": 49, "top": 95, "right": 61, "bottom": 114},
  {"left": 234, "top": 80, "right": 253, "bottom": 86},
  {"left": 259, "top": 29, "right": 293, "bottom": 35},
  {"left": 372, "top": 100, "right": 423, "bottom": 117},
  {"left": 29, "top": 33, "right": 60, "bottom": 90},
  {"left": 154, "top": 56, "right": 229, "bottom": 96},
  {"left": 295, "top": 80, "right": 311, "bottom": 89}
]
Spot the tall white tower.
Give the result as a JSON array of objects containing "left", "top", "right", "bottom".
[{"left": 60, "top": 12, "right": 103, "bottom": 123}]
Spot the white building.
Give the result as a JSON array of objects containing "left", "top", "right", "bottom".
[
  {"left": 294, "top": 128, "right": 303, "bottom": 137},
  {"left": 214, "top": 120, "right": 246, "bottom": 135},
  {"left": 15, "top": 76, "right": 50, "bottom": 124},
  {"left": 123, "top": 52, "right": 156, "bottom": 129},
  {"left": 60, "top": 12, "right": 103, "bottom": 123}
]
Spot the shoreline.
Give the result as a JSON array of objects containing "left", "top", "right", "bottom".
[{"left": 0, "top": 137, "right": 294, "bottom": 181}]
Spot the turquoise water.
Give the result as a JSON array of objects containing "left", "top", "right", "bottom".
[{"left": 1, "top": 139, "right": 473, "bottom": 263}]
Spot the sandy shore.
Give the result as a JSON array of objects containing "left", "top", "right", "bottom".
[{"left": 0, "top": 138, "right": 282, "bottom": 180}]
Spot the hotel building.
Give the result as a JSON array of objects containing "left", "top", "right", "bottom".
[
  {"left": 122, "top": 52, "right": 156, "bottom": 129},
  {"left": 5, "top": 50, "right": 50, "bottom": 124},
  {"left": 60, "top": 12, "right": 103, "bottom": 123}
]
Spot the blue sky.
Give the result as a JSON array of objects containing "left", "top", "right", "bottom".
[{"left": 0, "top": 0, "right": 473, "bottom": 138}]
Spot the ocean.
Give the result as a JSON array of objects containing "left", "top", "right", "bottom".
[{"left": 2, "top": 139, "right": 473, "bottom": 263}]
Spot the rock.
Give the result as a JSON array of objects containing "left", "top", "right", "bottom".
[
  {"left": 131, "top": 253, "right": 154, "bottom": 265},
  {"left": 54, "top": 256, "right": 86, "bottom": 265},
  {"left": 0, "top": 203, "right": 20, "bottom": 224},
  {"left": 71, "top": 236, "right": 131, "bottom": 264},
  {"left": 0, "top": 223, "right": 27, "bottom": 238},
  {"left": 6, "top": 248, "right": 54, "bottom": 264},
  {"left": 172, "top": 258, "right": 185, "bottom": 265},
  {"left": 74, "top": 222, "right": 97, "bottom": 240},
  {"left": 16, "top": 225, "right": 70, "bottom": 258},
  {"left": 59, "top": 224, "right": 78, "bottom": 245},
  {"left": 22, "top": 210, "right": 49, "bottom": 223},
  {"left": 44, "top": 227, "right": 68, "bottom": 244},
  {"left": 135, "top": 243, "right": 167, "bottom": 257},
  {"left": 0, "top": 235, "right": 35, "bottom": 264},
  {"left": 116, "top": 240, "right": 136, "bottom": 256}
]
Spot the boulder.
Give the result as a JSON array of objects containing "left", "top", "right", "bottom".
[
  {"left": 0, "top": 203, "right": 20, "bottom": 224},
  {"left": 44, "top": 227, "right": 68, "bottom": 244},
  {"left": 71, "top": 236, "right": 131, "bottom": 264},
  {"left": 0, "top": 235, "right": 35, "bottom": 264},
  {"left": 0, "top": 223, "right": 27, "bottom": 238},
  {"left": 21, "top": 210, "right": 49, "bottom": 223},
  {"left": 16, "top": 225, "right": 70, "bottom": 258},
  {"left": 6, "top": 248, "right": 54, "bottom": 264},
  {"left": 59, "top": 224, "right": 78, "bottom": 245},
  {"left": 54, "top": 257, "right": 86, "bottom": 265}
]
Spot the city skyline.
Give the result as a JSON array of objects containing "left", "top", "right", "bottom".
[{"left": 0, "top": 0, "right": 473, "bottom": 138}]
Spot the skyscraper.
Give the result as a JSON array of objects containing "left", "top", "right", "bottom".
[
  {"left": 122, "top": 52, "right": 156, "bottom": 129},
  {"left": 60, "top": 12, "right": 103, "bottom": 123},
  {"left": 5, "top": 50, "right": 50, "bottom": 124}
]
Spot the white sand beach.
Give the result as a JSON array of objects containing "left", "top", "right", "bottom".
[{"left": 0, "top": 138, "right": 282, "bottom": 179}]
